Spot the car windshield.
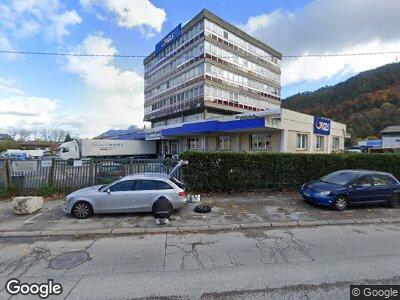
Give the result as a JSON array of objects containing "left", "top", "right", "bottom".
[
  {"left": 320, "top": 171, "right": 360, "bottom": 186},
  {"left": 98, "top": 181, "right": 118, "bottom": 192},
  {"left": 98, "top": 184, "right": 107, "bottom": 191}
]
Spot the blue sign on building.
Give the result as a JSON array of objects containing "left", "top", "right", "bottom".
[
  {"left": 313, "top": 116, "right": 331, "bottom": 135},
  {"left": 155, "top": 24, "right": 181, "bottom": 55}
]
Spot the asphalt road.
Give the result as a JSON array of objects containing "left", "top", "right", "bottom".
[{"left": 1, "top": 223, "right": 400, "bottom": 299}]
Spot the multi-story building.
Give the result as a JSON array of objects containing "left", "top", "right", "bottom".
[
  {"left": 143, "top": 9, "right": 281, "bottom": 128},
  {"left": 142, "top": 9, "right": 349, "bottom": 155}
]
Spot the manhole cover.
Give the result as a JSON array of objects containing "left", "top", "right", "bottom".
[{"left": 49, "top": 251, "right": 89, "bottom": 269}]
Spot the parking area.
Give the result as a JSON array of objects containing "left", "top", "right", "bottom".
[{"left": 1, "top": 192, "right": 400, "bottom": 234}]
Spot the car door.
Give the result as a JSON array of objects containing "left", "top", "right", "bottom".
[
  {"left": 347, "top": 175, "right": 374, "bottom": 203},
  {"left": 371, "top": 174, "right": 397, "bottom": 202},
  {"left": 130, "top": 180, "right": 159, "bottom": 212},
  {"left": 100, "top": 180, "right": 136, "bottom": 213}
]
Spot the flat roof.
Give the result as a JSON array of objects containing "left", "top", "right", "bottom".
[
  {"left": 144, "top": 9, "right": 282, "bottom": 64},
  {"left": 380, "top": 126, "right": 400, "bottom": 134}
]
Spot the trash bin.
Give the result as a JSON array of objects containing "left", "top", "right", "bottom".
[{"left": 11, "top": 175, "right": 24, "bottom": 189}]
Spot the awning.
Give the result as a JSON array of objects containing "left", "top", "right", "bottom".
[{"left": 161, "top": 118, "right": 265, "bottom": 136}]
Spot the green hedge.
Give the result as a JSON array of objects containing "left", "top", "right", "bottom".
[{"left": 180, "top": 152, "right": 400, "bottom": 192}]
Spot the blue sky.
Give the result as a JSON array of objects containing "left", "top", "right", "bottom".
[{"left": 1, "top": 0, "right": 400, "bottom": 137}]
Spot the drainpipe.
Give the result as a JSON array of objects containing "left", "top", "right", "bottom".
[
  {"left": 203, "top": 133, "right": 208, "bottom": 152},
  {"left": 280, "top": 129, "right": 288, "bottom": 153}
]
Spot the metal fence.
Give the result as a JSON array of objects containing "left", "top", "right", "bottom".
[{"left": 0, "top": 158, "right": 179, "bottom": 190}]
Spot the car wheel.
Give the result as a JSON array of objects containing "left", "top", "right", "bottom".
[
  {"left": 390, "top": 197, "right": 400, "bottom": 208},
  {"left": 333, "top": 196, "right": 348, "bottom": 211},
  {"left": 194, "top": 205, "right": 211, "bottom": 213},
  {"left": 72, "top": 201, "right": 93, "bottom": 219}
]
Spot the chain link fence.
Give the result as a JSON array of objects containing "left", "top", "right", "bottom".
[{"left": 0, "top": 157, "right": 179, "bottom": 191}]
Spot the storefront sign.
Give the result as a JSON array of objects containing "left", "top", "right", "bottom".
[
  {"left": 41, "top": 160, "right": 52, "bottom": 168},
  {"left": 12, "top": 161, "right": 37, "bottom": 172},
  {"left": 155, "top": 24, "right": 181, "bottom": 55},
  {"left": 313, "top": 116, "right": 331, "bottom": 135},
  {"left": 73, "top": 160, "right": 83, "bottom": 167},
  {"left": 145, "top": 132, "right": 163, "bottom": 140}
]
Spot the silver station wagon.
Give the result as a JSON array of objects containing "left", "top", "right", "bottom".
[{"left": 63, "top": 162, "right": 188, "bottom": 219}]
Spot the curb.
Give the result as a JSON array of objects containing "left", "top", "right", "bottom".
[{"left": 1, "top": 218, "right": 400, "bottom": 238}]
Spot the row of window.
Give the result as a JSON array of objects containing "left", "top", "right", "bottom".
[
  {"left": 145, "top": 64, "right": 204, "bottom": 100},
  {"left": 145, "top": 85, "right": 204, "bottom": 114},
  {"left": 204, "top": 19, "right": 280, "bottom": 67},
  {"left": 205, "top": 41, "right": 280, "bottom": 83},
  {"left": 145, "top": 43, "right": 204, "bottom": 86},
  {"left": 205, "top": 63, "right": 278, "bottom": 96},
  {"left": 349, "top": 174, "right": 397, "bottom": 187},
  {"left": 204, "top": 85, "right": 279, "bottom": 110},
  {"left": 185, "top": 134, "right": 341, "bottom": 152},
  {"left": 108, "top": 179, "right": 173, "bottom": 192},
  {"left": 187, "top": 133, "right": 272, "bottom": 151},
  {"left": 145, "top": 21, "right": 205, "bottom": 71},
  {"left": 296, "top": 134, "right": 340, "bottom": 150}
]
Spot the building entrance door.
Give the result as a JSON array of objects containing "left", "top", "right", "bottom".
[{"left": 169, "top": 141, "right": 179, "bottom": 155}]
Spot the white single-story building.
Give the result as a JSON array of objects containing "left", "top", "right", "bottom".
[{"left": 144, "top": 108, "right": 350, "bottom": 156}]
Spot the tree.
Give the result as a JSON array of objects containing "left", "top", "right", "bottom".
[
  {"left": 0, "top": 140, "right": 20, "bottom": 152},
  {"left": 64, "top": 133, "right": 73, "bottom": 142}
]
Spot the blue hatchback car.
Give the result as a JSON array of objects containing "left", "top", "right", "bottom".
[{"left": 300, "top": 170, "right": 400, "bottom": 210}]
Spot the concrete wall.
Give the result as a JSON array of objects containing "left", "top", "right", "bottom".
[
  {"left": 382, "top": 135, "right": 400, "bottom": 149},
  {"left": 281, "top": 109, "right": 346, "bottom": 154}
]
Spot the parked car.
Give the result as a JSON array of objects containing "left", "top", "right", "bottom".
[
  {"left": 63, "top": 160, "right": 188, "bottom": 218},
  {"left": 344, "top": 147, "right": 363, "bottom": 153},
  {"left": 300, "top": 170, "right": 400, "bottom": 210}
]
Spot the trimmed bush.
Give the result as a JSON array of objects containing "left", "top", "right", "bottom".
[{"left": 180, "top": 152, "right": 400, "bottom": 192}]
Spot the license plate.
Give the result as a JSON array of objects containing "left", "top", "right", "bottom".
[{"left": 303, "top": 192, "right": 311, "bottom": 197}]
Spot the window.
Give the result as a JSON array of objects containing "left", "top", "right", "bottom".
[
  {"left": 188, "top": 138, "right": 199, "bottom": 149},
  {"left": 135, "top": 180, "right": 158, "bottom": 191},
  {"left": 157, "top": 181, "right": 174, "bottom": 190},
  {"left": 109, "top": 180, "right": 136, "bottom": 192},
  {"left": 217, "top": 136, "right": 232, "bottom": 150},
  {"left": 171, "top": 177, "right": 184, "bottom": 189},
  {"left": 372, "top": 174, "right": 393, "bottom": 186},
  {"left": 251, "top": 133, "right": 271, "bottom": 150},
  {"left": 332, "top": 137, "right": 340, "bottom": 150},
  {"left": 353, "top": 176, "right": 372, "bottom": 187},
  {"left": 321, "top": 171, "right": 360, "bottom": 186},
  {"left": 297, "top": 134, "right": 308, "bottom": 150},
  {"left": 316, "top": 136, "right": 324, "bottom": 150}
]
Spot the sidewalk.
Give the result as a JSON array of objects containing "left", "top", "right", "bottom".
[{"left": 1, "top": 192, "right": 400, "bottom": 237}]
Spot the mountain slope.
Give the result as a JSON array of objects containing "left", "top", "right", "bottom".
[
  {"left": 283, "top": 63, "right": 400, "bottom": 141},
  {"left": 96, "top": 125, "right": 140, "bottom": 139}
]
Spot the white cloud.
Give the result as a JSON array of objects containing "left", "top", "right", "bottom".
[
  {"left": 0, "top": 34, "right": 19, "bottom": 60},
  {"left": 64, "top": 33, "right": 145, "bottom": 136},
  {"left": 241, "top": 0, "right": 400, "bottom": 86},
  {"left": 81, "top": 0, "right": 166, "bottom": 34},
  {"left": 0, "top": 32, "right": 145, "bottom": 138},
  {"left": 0, "top": 0, "right": 81, "bottom": 45},
  {"left": 65, "top": 33, "right": 143, "bottom": 91},
  {"left": 49, "top": 10, "right": 82, "bottom": 42},
  {"left": 0, "top": 77, "right": 23, "bottom": 95},
  {"left": 0, "top": 96, "right": 81, "bottom": 134}
]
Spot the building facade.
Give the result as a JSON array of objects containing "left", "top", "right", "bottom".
[
  {"left": 380, "top": 126, "right": 400, "bottom": 150},
  {"left": 144, "top": 109, "right": 347, "bottom": 155},
  {"left": 143, "top": 9, "right": 281, "bottom": 128},
  {"left": 142, "top": 9, "right": 348, "bottom": 155}
]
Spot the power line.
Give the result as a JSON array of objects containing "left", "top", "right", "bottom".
[
  {"left": 0, "top": 50, "right": 144, "bottom": 58},
  {"left": 283, "top": 51, "right": 400, "bottom": 58},
  {"left": 1, "top": 49, "right": 400, "bottom": 58}
]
